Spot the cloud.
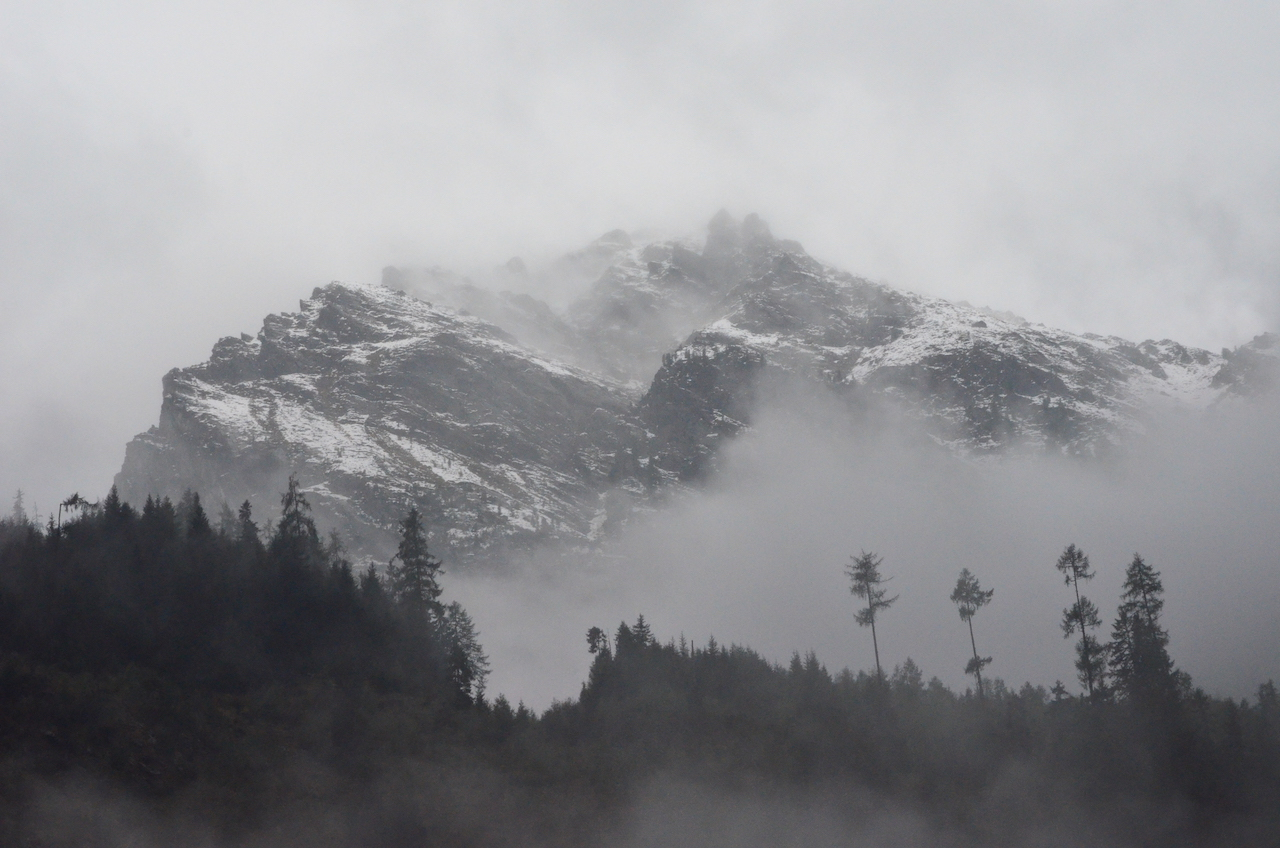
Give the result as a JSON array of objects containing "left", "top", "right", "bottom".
[
  {"left": 2, "top": 0, "right": 1278, "bottom": 552},
  {"left": 456, "top": 386, "right": 1280, "bottom": 710}
]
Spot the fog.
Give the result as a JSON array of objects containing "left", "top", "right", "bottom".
[
  {"left": 455, "top": 386, "right": 1280, "bottom": 710},
  {"left": 4, "top": 1, "right": 1280, "bottom": 514}
]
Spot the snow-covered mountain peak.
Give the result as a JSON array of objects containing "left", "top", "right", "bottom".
[
  {"left": 119, "top": 214, "right": 1276, "bottom": 561},
  {"left": 118, "top": 281, "right": 652, "bottom": 561}
]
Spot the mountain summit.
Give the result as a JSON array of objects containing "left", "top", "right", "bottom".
[{"left": 117, "top": 214, "right": 1277, "bottom": 561}]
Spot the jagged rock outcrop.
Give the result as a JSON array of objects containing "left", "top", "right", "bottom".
[
  {"left": 632, "top": 214, "right": 1276, "bottom": 471},
  {"left": 117, "top": 282, "right": 655, "bottom": 561}
]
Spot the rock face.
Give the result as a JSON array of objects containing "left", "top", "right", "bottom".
[
  {"left": 635, "top": 216, "right": 1266, "bottom": 473},
  {"left": 117, "top": 282, "right": 652, "bottom": 560},
  {"left": 118, "top": 212, "right": 1276, "bottom": 561}
]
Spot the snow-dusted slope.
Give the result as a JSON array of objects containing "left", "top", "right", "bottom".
[
  {"left": 117, "top": 281, "right": 653, "bottom": 560},
  {"left": 631, "top": 214, "right": 1274, "bottom": 475},
  {"left": 119, "top": 213, "right": 1276, "bottom": 560}
]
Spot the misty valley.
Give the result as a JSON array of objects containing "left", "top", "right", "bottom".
[{"left": 3, "top": 214, "right": 1279, "bottom": 846}]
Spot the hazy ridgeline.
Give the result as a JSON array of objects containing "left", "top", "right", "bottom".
[{"left": 1, "top": 482, "right": 1278, "bottom": 847}]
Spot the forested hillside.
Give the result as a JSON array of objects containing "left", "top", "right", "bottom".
[{"left": 0, "top": 488, "right": 1276, "bottom": 847}]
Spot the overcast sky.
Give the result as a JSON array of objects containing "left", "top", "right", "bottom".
[{"left": 3, "top": 0, "right": 1279, "bottom": 512}]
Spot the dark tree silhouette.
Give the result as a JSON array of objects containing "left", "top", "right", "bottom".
[
  {"left": 388, "top": 507, "right": 443, "bottom": 616},
  {"left": 237, "top": 500, "right": 259, "bottom": 545},
  {"left": 587, "top": 626, "right": 610, "bottom": 656},
  {"left": 57, "top": 492, "right": 93, "bottom": 530},
  {"left": 632, "top": 614, "right": 653, "bottom": 646},
  {"left": 1109, "top": 553, "right": 1177, "bottom": 707},
  {"left": 186, "top": 492, "right": 211, "bottom": 536},
  {"left": 276, "top": 477, "right": 319, "bottom": 548},
  {"left": 1056, "top": 543, "right": 1106, "bottom": 698},
  {"left": 950, "top": 568, "right": 994, "bottom": 698},
  {"left": 846, "top": 551, "right": 897, "bottom": 679},
  {"left": 439, "top": 601, "right": 489, "bottom": 702}
]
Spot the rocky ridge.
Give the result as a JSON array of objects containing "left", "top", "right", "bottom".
[
  {"left": 117, "top": 213, "right": 1277, "bottom": 561},
  {"left": 117, "top": 282, "right": 656, "bottom": 560},
  {"left": 637, "top": 215, "right": 1271, "bottom": 474}
]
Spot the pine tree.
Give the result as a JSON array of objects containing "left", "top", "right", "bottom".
[
  {"left": 270, "top": 476, "right": 324, "bottom": 571},
  {"left": 102, "top": 486, "right": 128, "bottom": 529},
  {"left": 1056, "top": 544, "right": 1107, "bottom": 698},
  {"left": 439, "top": 601, "right": 489, "bottom": 703},
  {"left": 216, "top": 501, "right": 238, "bottom": 537},
  {"left": 187, "top": 492, "right": 211, "bottom": 536},
  {"left": 141, "top": 495, "right": 177, "bottom": 541},
  {"left": 237, "top": 500, "right": 259, "bottom": 545},
  {"left": 57, "top": 492, "right": 92, "bottom": 529},
  {"left": 614, "top": 621, "right": 637, "bottom": 656},
  {"left": 632, "top": 614, "right": 654, "bottom": 647},
  {"left": 277, "top": 477, "right": 319, "bottom": 547},
  {"left": 950, "top": 568, "right": 994, "bottom": 699},
  {"left": 846, "top": 551, "right": 897, "bottom": 679},
  {"left": 1109, "top": 553, "right": 1177, "bottom": 706},
  {"left": 359, "top": 564, "right": 388, "bottom": 607},
  {"left": 586, "top": 626, "right": 611, "bottom": 657},
  {"left": 388, "top": 507, "right": 443, "bottom": 615}
]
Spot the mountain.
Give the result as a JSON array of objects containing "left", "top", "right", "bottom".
[
  {"left": 634, "top": 214, "right": 1275, "bottom": 476},
  {"left": 116, "top": 282, "right": 656, "bottom": 561},
  {"left": 117, "top": 213, "right": 1277, "bottom": 561}
]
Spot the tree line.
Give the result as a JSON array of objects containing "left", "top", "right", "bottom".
[
  {"left": 573, "top": 614, "right": 1279, "bottom": 847},
  {"left": 843, "top": 544, "right": 1193, "bottom": 711},
  {"left": 0, "top": 480, "right": 487, "bottom": 703}
]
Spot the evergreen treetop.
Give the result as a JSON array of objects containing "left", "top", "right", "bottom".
[
  {"left": 1110, "top": 553, "right": 1176, "bottom": 705},
  {"left": 388, "top": 507, "right": 443, "bottom": 614}
]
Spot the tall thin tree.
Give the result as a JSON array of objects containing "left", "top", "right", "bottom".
[
  {"left": 950, "top": 568, "right": 994, "bottom": 698},
  {"left": 1056, "top": 543, "right": 1106, "bottom": 698},
  {"left": 846, "top": 551, "right": 897, "bottom": 679}
]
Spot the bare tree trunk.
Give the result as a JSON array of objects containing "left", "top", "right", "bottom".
[
  {"left": 1071, "top": 574, "right": 1093, "bottom": 697},
  {"left": 870, "top": 612, "right": 882, "bottom": 680},
  {"left": 968, "top": 617, "right": 984, "bottom": 699}
]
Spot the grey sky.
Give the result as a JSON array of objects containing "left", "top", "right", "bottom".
[{"left": 3, "top": 1, "right": 1279, "bottom": 517}]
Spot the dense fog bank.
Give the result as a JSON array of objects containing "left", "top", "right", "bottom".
[{"left": 457, "top": 389, "right": 1280, "bottom": 710}]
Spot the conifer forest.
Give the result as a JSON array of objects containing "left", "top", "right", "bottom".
[{"left": 0, "top": 484, "right": 1275, "bottom": 847}]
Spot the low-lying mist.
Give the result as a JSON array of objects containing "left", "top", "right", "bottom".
[{"left": 454, "top": 388, "right": 1280, "bottom": 710}]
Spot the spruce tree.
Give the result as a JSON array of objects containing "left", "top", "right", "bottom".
[
  {"left": 187, "top": 492, "right": 211, "bottom": 536},
  {"left": 950, "top": 568, "right": 994, "bottom": 699},
  {"left": 102, "top": 486, "right": 128, "bottom": 530},
  {"left": 237, "top": 500, "right": 259, "bottom": 545},
  {"left": 388, "top": 507, "right": 443, "bottom": 616},
  {"left": 1109, "top": 553, "right": 1177, "bottom": 706},
  {"left": 846, "top": 551, "right": 897, "bottom": 679},
  {"left": 632, "top": 614, "right": 653, "bottom": 647},
  {"left": 1056, "top": 544, "right": 1107, "bottom": 698},
  {"left": 277, "top": 477, "right": 319, "bottom": 546},
  {"left": 439, "top": 601, "right": 489, "bottom": 702}
]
